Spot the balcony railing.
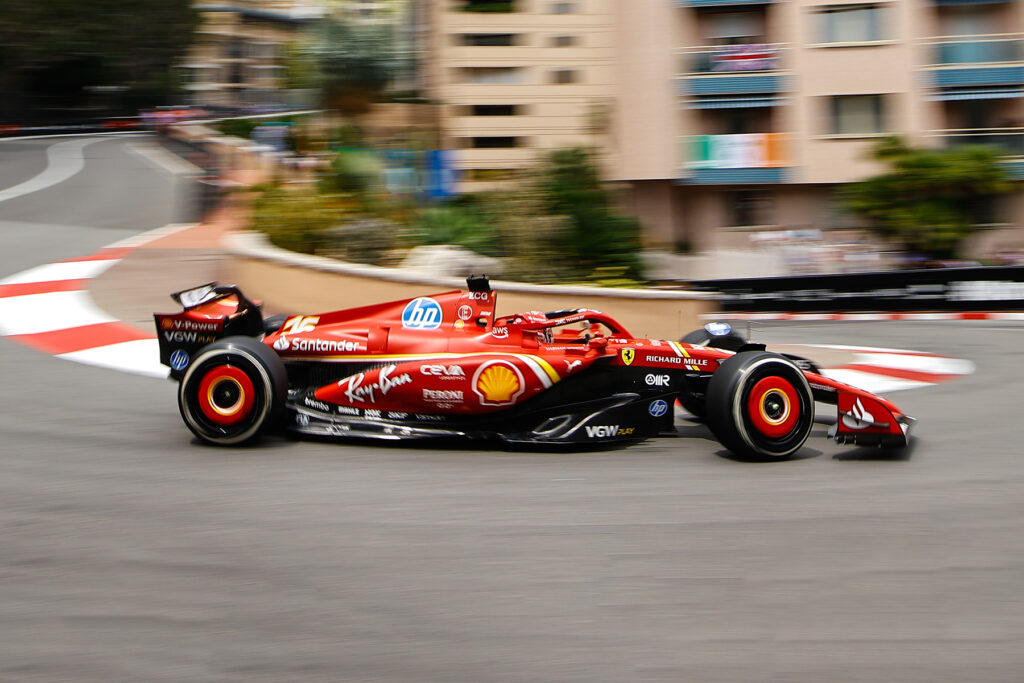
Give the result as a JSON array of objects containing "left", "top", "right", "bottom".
[
  {"left": 925, "top": 129, "right": 1024, "bottom": 157},
  {"left": 932, "top": 37, "right": 1022, "bottom": 65},
  {"left": 682, "top": 133, "right": 790, "bottom": 183},
  {"left": 685, "top": 133, "right": 788, "bottom": 169},
  {"left": 678, "top": 45, "right": 787, "bottom": 99},
  {"left": 676, "top": 0, "right": 780, "bottom": 7},
  {"left": 681, "top": 44, "right": 782, "bottom": 74}
]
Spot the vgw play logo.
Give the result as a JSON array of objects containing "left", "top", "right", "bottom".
[{"left": 401, "top": 297, "right": 443, "bottom": 330}]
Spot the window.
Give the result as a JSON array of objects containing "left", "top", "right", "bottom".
[
  {"left": 830, "top": 95, "right": 885, "bottom": 135},
  {"left": 466, "top": 168, "right": 517, "bottom": 181},
  {"left": 821, "top": 4, "right": 887, "bottom": 43},
  {"left": 469, "top": 137, "right": 520, "bottom": 148},
  {"left": 470, "top": 104, "right": 520, "bottom": 116},
  {"left": 551, "top": 69, "right": 579, "bottom": 84},
  {"left": 706, "top": 11, "right": 764, "bottom": 43},
  {"left": 550, "top": 35, "right": 578, "bottom": 47},
  {"left": 461, "top": 67, "right": 523, "bottom": 85},
  {"left": 725, "top": 190, "right": 773, "bottom": 227},
  {"left": 461, "top": 33, "right": 518, "bottom": 47},
  {"left": 462, "top": 0, "right": 515, "bottom": 12}
]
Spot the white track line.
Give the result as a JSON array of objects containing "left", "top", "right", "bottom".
[
  {"left": 0, "top": 138, "right": 101, "bottom": 203},
  {"left": 0, "top": 221, "right": 196, "bottom": 377},
  {"left": 127, "top": 141, "right": 204, "bottom": 176},
  {"left": 0, "top": 291, "right": 116, "bottom": 336},
  {"left": 104, "top": 222, "right": 199, "bottom": 250},
  {"left": 58, "top": 339, "right": 166, "bottom": 379},
  {"left": 844, "top": 352, "right": 976, "bottom": 376},
  {"left": 0, "top": 259, "right": 120, "bottom": 285},
  {"left": 820, "top": 369, "right": 931, "bottom": 394}
]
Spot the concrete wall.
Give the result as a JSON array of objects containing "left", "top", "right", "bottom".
[{"left": 225, "top": 231, "right": 717, "bottom": 341}]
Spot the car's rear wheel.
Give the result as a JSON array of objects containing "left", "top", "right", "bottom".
[
  {"left": 680, "top": 324, "right": 746, "bottom": 351},
  {"left": 178, "top": 336, "right": 287, "bottom": 445},
  {"left": 706, "top": 351, "right": 814, "bottom": 460}
]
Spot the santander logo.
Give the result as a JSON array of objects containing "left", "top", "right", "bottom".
[
  {"left": 273, "top": 335, "right": 289, "bottom": 351},
  {"left": 842, "top": 398, "right": 874, "bottom": 430}
]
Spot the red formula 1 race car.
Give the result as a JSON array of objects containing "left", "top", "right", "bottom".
[{"left": 154, "top": 276, "right": 914, "bottom": 459}]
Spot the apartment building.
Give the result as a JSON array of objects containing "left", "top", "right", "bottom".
[
  {"left": 423, "top": 0, "right": 619, "bottom": 190},
  {"left": 182, "top": 1, "right": 324, "bottom": 109},
  {"left": 425, "top": 0, "right": 1024, "bottom": 256}
]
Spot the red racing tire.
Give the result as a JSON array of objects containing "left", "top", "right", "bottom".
[
  {"left": 178, "top": 336, "right": 287, "bottom": 445},
  {"left": 706, "top": 351, "right": 814, "bottom": 460}
]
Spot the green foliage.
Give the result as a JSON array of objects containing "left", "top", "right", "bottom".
[
  {"left": 460, "top": 2, "right": 516, "bottom": 12},
  {"left": 216, "top": 118, "right": 262, "bottom": 140},
  {"left": 843, "top": 136, "right": 1013, "bottom": 259},
  {"left": 321, "top": 150, "right": 379, "bottom": 194},
  {"left": 482, "top": 191, "right": 574, "bottom": 284},
  {"left": 321, "top": 217, "right": 402, "bottom": 266},
  {"left": 249, "top": 146, "right": 646, "bottom": 286},
  {"left": 250, "top": 185, "right": 400, "bottom": 265},
  {"left": 0, "top": 0, "right": 198, "bottom": 118},
  {"left": 406, "top": 149, "right": 644, "bottom": 284},
  {"left": 412, "top": 204, "right": 502, "bottom": 257},
  {"left": 538, "top": 148, "right": 643, "bottom": 281},
  {"left": 281, "top": 41, "right": 318, "bottom": 91},
  {"left": 300, "top": 19, "right": 398, "bottom": 116},
  {"left": 250, "top": 185, "right": 345, "bottom": 255}
]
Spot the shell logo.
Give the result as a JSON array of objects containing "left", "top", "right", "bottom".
[{"left": 473, "top": 360, "right": 525, "bottom": 406}]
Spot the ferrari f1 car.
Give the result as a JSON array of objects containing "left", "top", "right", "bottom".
[{"left": 154, "top": 276, "right": 914, "bottom": 459}]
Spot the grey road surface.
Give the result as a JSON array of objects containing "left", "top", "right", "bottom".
[{"left": 1, "top": 135, "right": 1022, "bottom": 682}]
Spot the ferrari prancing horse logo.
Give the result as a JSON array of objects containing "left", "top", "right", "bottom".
[{"left": 621, "top": 348, "right": 635, "bottom": 366}]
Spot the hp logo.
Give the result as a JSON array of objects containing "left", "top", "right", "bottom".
[
  {"left": 648, "top": 399, "right": 669, "bottom": 418},
  {"left": 169, "top": 349, "right": 190, "bottom": 371},
  {"left": 401, "top": 297, "right": 443, "bottom": 330}
]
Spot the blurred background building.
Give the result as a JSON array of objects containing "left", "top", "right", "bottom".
[
  {"left": 180, "top": 1, "right": 325, "bottom": 110},
  {"left": 618, "top": 0, "right": 1024, "bottom": 256},
  {"left": 166, "top": 0, "right": 1024, "bottom": 262},
  {"left": 422, "top": 0, "right": 618, "bottom": 191},
  {"left": 414, "top": 0, "right": 1024, "bottom": 259}
]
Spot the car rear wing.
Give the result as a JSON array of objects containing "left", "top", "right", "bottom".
[{"left": 154, "top": 283, "right": 264, "bottom": 379}]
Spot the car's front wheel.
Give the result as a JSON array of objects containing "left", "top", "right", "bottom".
[
  {"left": 706, "top": 351, "right": 814, "bottom": 460},
  {"left": 178, "top": 336, "right": 287, "bottom": 445}
]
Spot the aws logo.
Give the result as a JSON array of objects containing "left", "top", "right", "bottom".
[{"left": 473, "top": 360, "right": 524, "bottom": 406}]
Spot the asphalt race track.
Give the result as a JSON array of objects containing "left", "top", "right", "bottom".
[{"left": 2, "top": 135, "right": 1023, "bottom": 682}]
